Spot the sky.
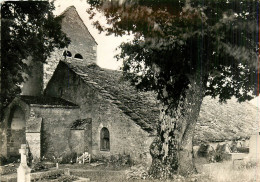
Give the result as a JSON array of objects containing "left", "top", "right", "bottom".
[{"left": 53, "top": 0, "right": 133, "bottom": 70}]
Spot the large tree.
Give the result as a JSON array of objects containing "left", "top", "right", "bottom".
[
  {"left": 1, "top": 1, "right": 70, "bottom": 111},
  {"left": 87, "top": 0, "right": 259, "bottom": 178}
]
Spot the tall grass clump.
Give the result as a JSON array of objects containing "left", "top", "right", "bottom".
[{"left": 202, "top": 160, "right": 260, "bottom": 182}]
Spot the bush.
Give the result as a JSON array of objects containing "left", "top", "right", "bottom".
[
  {"left": 7, "top": 155, "right": 20, "bottom": 164},
  {"left": 125, "top": 164, "right": 148, "bottom": 179},
  {"left": 31, "top": 162, "right": 49, "bottom": 172},
  {"left": 209, "top": 151, "right": 231, "bottom": 162},
  {"left": 60, "top": 152, "right": 77, "bottom": 164},
  {"left": 197, "top": 144, "right": 210, "bottom": 157},
  {"left": 0, "top": 156, "right": 8, "bottom": 166},
  {"left": 109, "top": 153, "right": 132, "bottom": 167},
  {"left": 214, "top": 152, "right": 223, "bottom": 162},
  {"left": 237, "top": 147, "right": 249, "bottom": 153}
]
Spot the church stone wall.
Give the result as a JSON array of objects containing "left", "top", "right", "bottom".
[
  {"left": 26, "top": 133, "right": 41, "bottom": 159},
  {"left": 70, "top": 130, "right": 85, "bottom": 155},
  {"left": 0, "top": 97, "right": 91, "bottom": 160},
  {"left": 45, "top": 65, "right": 154, "bottom": 165},
  {"left": 30, "top": 106, "right": 83, "bottom": 158}
]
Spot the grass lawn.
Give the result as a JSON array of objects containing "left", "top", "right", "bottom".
[
  {"left": 59, "top": 158, "right": 260, "bottom": 182},
  {"left": 1, "top": 158, "right": 259, "bottom": 181},
  {"left": 199, "top": 160, "right": 260, "bottom": 182}
]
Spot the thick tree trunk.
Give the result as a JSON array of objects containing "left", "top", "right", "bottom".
[{"left": 149, "top": 77, "right": 205, "bottom": 178}]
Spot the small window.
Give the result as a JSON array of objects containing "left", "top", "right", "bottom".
[
  {"left": 75, "top": 53, "right": 83, "bottom": 59},
  {"left": 100, "top": 127, "right": 110, "bottom": 151},
  {"left": 63, "top": 51, "right": 72, "bottom": 57}
]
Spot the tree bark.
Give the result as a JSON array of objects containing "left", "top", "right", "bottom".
[{"left": 149, "top": 76, "right": 205, "bottom": 178}]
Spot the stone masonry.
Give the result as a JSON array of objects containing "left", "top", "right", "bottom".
[{"left": 45, "top": 61, "right": 155, "bottom": 164}]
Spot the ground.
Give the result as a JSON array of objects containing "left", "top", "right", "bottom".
[{"left": 1, "top": 158, "right": 259, "bottom": 182}]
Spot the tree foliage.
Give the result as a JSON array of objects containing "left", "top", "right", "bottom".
[
  {"left": 1, "top": 1, "right": 70, "bottom": 109},
  {"left": 87, "top": 0, "right": 259, "bottom": 177},
  {"left": 88, "top": 0, "right": 258, "bottom": 108}
]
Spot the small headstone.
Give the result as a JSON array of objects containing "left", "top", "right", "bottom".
[
  {"left": 17, "top": 144, "right": 31, "bottom": 182},
  {"left": 64, "top": 168, "right": 70, "bottom": 176}
]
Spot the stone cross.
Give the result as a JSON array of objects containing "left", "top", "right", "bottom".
[{"left": 17, "top": 144, "right": 31, "bottom": 182}]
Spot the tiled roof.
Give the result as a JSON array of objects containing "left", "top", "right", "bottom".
[
  {"left": 19, "top": 95, "right": 78, "bottom": 107},
  {"left": 61, "top": 60, "right": 159, "bottom": 134},
  {"left": 60, "top": 60, "right": 259, "bottom": 143},
  {"left": 195, "top": 97, "right": 259, "bottom": 144}
]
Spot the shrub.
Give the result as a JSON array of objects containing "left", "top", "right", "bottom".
[
  {"left": 197, "top": 144, "right": 210, "bottom": 157},
  {"left": 0, "top": 156, "right": 8, "bottom": 166},
  {"left": 8, "top": 155, "right": 20, "bottom": 164},
  {"left": 125, "top": 164, "right": 148, "bottom": 179},
  {"left": 237, "top": 147, "right": 249, "bottom": 153},
  {"left": 31, "top": 162, "right": 49, "bottom": 172},
  {"left": 60, "top": 152, "right": 77, "bottom": 164},
  {"left": 214, "top": 151, "right": 223, "bottom": 162},
  {"left": 209, "top": 151, "right": 231, "bottom": 162},
  {"left": 109, "top": 153, "right": 132, "bottom": 166}
]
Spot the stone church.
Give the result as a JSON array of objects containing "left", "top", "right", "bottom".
[{"left": 0, "top": 6, "right": 258, "bottom": 164}]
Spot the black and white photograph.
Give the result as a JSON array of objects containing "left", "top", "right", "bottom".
[{"left": 0, "top": 0, "right": 259, "bottom": 181}]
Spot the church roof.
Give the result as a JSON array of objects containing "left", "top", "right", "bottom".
[
  {"left": 59, "top": 60, "right": 259, "bottom": 144},
  {"left": 19, "top": 95, "right": 78, "bottom": 107},
  {"left": 195, "top": 97, "right": 259, "bottom": 144},
  {"left": 61, "top": 60, "right": 158, "bottom": 134}
]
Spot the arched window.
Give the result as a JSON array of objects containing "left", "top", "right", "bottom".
[
  {"left": 63, "top": 50, "right": 72, "bottom": 57},
  {"left": 74, "top": 53, "right": 83, "bottom": 59},
  {"left": 100, "top": 127, "right": 110, "bottom": 151}
]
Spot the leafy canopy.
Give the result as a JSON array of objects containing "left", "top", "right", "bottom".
[
  {"left": 1, "top": 1, "right": 70, "bottom": 108},
  {"left": 88, "top": 0, "right": 258, "bottom": 108}
]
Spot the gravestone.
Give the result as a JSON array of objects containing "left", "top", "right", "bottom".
[
  {"left": 17, "top": 144, "right": 31, "bottom": 182},
  {"left": 249, "top": 132, "right": 260, "bottom": 161}
]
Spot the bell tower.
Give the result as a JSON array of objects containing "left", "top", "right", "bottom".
[{"left": 43, "top": 6, "right": 97, "bottom": 89}]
